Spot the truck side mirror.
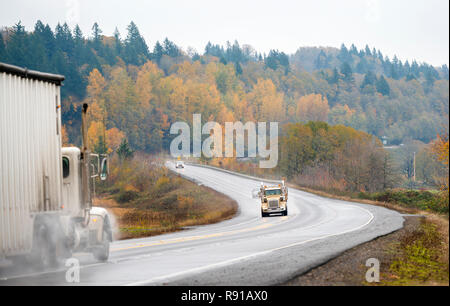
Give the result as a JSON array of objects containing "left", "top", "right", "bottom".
[
  {"left": 100, "top": 157, "right": 108, "bottom": 181},
  {"left": 251, "top": 188, "right": 261, "bottom": 199},
  {"left": 89, "top": 154, "right": 100, "bottom": 178}
]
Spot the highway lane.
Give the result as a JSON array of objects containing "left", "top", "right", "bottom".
[{"left": 0, "top": 163, "right": 404, "bottom": 285}]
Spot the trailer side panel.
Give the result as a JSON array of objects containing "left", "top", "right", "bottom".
[{"left": 0, "top": 71, "right": 63, "bottom": 257}]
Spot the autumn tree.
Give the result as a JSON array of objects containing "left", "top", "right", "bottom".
[
  {"left": 246, "top": 78, "right": 284, "bottom": 122},
  {"left": 296, "top": 94, "right": 329, "bottom": 122},
  {"left": 431, "top": 133, "right": 449, "bottom": 192}
]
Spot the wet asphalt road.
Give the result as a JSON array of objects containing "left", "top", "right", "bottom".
[{"left": 0, "top": 163, "right": 404, "bottom": 285}]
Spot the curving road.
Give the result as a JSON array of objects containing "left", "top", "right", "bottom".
[{"left": 0, "top": 163, "right": 404, "bottom": 285}]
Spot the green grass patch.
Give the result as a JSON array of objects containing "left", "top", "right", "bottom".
[
  {"left": 358, "top": 189, "right": 448, "bottom": 214},
  {"left": 382, "top": 220, "right": 449, "bottom": 285}
]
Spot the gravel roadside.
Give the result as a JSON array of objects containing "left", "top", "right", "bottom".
[{"left": 284, "top": 216, "right": 423, "bottom": 286}]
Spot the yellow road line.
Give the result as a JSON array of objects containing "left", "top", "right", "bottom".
[{"left": 111, "top": 222, "right": 274, "bottom": 252}]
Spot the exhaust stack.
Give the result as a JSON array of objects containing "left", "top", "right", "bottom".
[{"left": 81, "top": 103, "right": 92, "bottom": 211}]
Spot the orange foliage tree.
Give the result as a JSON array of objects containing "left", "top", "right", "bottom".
[
  {"left": 431, "top": 132, "right": 449, "bottom": 192},
  {"left": 296, "top": 94, "right": 329, "bottom": 122}
]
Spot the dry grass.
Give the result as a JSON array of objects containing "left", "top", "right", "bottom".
[{"left": 94, "top": 156, "right": 238, "bottom": 239}]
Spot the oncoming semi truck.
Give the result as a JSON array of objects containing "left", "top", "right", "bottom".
[
  {"left": 0, "top": 62, "right": 112, "bottom": 267},
  {"left": 259, "top": 181, "right": 288, "bottom": 217}
]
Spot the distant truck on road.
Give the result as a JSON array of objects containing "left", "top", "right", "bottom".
[
  {"left": 259, "top": 182, "right": 288, "bottom": 217},
  {"left": 175, "top": 160, "right": 185, "bottom": 169},
  {"left": 0, "top": 62, "right": 112, "bottom": 267}
]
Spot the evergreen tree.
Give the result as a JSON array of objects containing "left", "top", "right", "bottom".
[
  {"left": 162, "top": 38, "right": 180, "bottom": 58},
  {"left": 55, "top": 23, "right": 74, "bottom": 56},
  {"left": 338, "top": 43, "right": 352, "bottom": 63},
  {"left": 377, "top": 50, "right": 383, "bottom": 61},
  {"left": 113, "top": 27, "right": 122, "bottom": 56},
  {"left": 6, "top": 22, "right": 30, "bottom": 67},
  {"left": 226, "top": 40, "right": 245, "bottom": 63},
  {"left": 0, "top": 32, "right": 6, "bottom": 61},
  {"left": 376, "top": 75, "right": 390, "bottom": 96},
  {"left": 372, "top": 48, "right": 377, "bottom": 57},
  {"left": 404, "top": 60, "right": 411, "bottom": 75},
  {"left": 117, "top": 138, "right": 134, "bottom": 160},
  {"left": 425, "top": 68, "right": 436, "bottom": 88},
  {"left": 192, "top": 52, "right": 200, "bottom": 61},
  {"left": 365, "top": 45, "right": 371, "bottom": 56},
  {"left": 91, "top": 22, "right": 102, "bottom": 46},
  {"left": 265, "top": 49, "right": 289, "bottom": 73},
  {"left": 234, "top": 61, "right": 243, "bottom": 75},
  {"left": 356, "top": 57, "right": 368, "bottom": 73},
  {"left": 340, "top": 62, "right": 354, "bottom": 83},
  {"left": 328, "top": 67, "right": 340, "bottom": 84},
  {"left": 124, "top": 21, "right": 150, "bottom": 66},
  {"left": 152, "top": 41, "right": 163, "bottom": 64},
  {"left": 350, "top": 44, "right": 358, "bottom": 55},
  {"left": 219, "top": 56, "right": 227, "bottom": 65},
  {"left": 73, "top": 25, "right": 85, "bottom": 65},
  {"left": 411, "top": 60, "right": 420, "bottom": 77},
  {"left": 34, "top": 20, "right": 55, "bottom": 58},
  {"left": 361, "top": 71, "right": 377, "bottom": 89},
  {"left": 314, "top": 50, "right": 328, "bottom": 69},
  {"left": 94, "top": 135, "right": 107, "bottom": 154},
  {"left": 441, "top": 64, "right": 449, "bottom": 80},
  {"left": 29, "top": 28, "right": 48, "bottom": 71},
  {"left": 390, "top": 55, "right": 400, "bottom": 79},
  {"left": 406, "top": 73, "right": 416, "bottom": 82}
]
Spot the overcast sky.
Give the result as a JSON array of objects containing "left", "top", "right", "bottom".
[{"left": 1, "top": 0, "right": 448, "bottom": 66}]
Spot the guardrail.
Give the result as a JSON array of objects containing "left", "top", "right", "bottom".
[{"left": 182, "top": 162, "right": 283, "bottom": 185}]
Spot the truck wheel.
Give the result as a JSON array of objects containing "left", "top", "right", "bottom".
[
  {"left": 93, "top": 229, "right": 110, "bottom": 262},
  {"left": 261, "top": 210, "right": 266, "bottom": 218}
]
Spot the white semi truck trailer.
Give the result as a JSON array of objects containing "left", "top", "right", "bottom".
[{"left": 0, "top": 62, "right": 112, "bottom": 267}]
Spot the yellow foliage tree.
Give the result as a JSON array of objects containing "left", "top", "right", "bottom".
[
  {"left": 328, "top": 104, "right": 356, "bottom": 126},
  {"left": 87, "top": 69, "right": 106, "bottom": 96},
  {"left": 296, "top": 94, "right": 329, "bottom": 122},
  {"left": 431, "top": 133, "right": 449, "bottom": 192},
  {"left": 136, "top": 61, "right": 164, "bottom": 110},
  {"left": 87, "top": 121, "right": 105, "bottom": 150},
  {"left": 61, "top": 125, "right": 69, "bottom": 146},
  {"left": 246, "top": 78, "right": 284, "bottom": 122},
  {"left": 106, "top": 127, "right": 126, "bottom": 153}
]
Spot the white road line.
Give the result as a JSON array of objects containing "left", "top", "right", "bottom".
[{"left": 124, "top": 207, "right": 374, "bottom": 286}]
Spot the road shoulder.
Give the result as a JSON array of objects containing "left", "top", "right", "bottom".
[{"left": 284, "top": 215, "right": 449, "bottom": 286}]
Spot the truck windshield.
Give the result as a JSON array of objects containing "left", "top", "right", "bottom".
[{"left": 265, "top": 189, "right": 281, "bottom": 196}]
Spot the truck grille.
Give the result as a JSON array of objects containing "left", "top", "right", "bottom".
[{"left": 268, "top": 199, "right": 279, "bottom": 209}]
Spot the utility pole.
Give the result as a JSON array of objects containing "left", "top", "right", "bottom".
[{"left": 413, "top": 151, "right": 416, "bottom": 182}]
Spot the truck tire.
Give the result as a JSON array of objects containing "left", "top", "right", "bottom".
[
  {"left": 93, "top": 228, "right": 110, "bottom": 262},
  {"left": 261, "top": 210, "right": 267, "bottom": 218}
]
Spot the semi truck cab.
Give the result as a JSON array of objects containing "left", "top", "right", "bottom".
[
  {"left": 61, "top": 146, "right": 111, "bottom": 261},
  {"left": 259, "top": 182, "right": 288, "bottom": 217}
]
